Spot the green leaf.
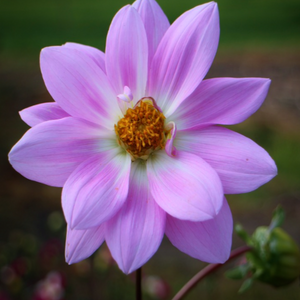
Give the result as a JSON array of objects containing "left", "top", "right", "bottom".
[
  {"left": 225, "top": 264, "right": 250, "bottom": 280},
  {"left": 238, "top": 278, "right": 254, "bottom": 293},
  {"left": 235, "top": 223, "right": 252, "bottom": 245},
  {"left": 269, "top": 206, "right": 285, "bottom": 231}
]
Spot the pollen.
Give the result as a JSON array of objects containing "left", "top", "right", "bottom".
[{"left": 115, "top": 98, "right": 167, "bottom": 160}]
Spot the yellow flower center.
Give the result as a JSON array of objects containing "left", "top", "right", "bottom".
[{"left": 115, "top": 98, "right": 168, "bottom": 160}]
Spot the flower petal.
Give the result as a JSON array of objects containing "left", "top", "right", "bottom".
[
  {"left": 65, "top": 224, "right": 105, "bottom": 264},
  {"left": 171, "top": 77, "right": 271, "bottom": 130},
  {"left": 132, "top": 0, "right": 170, "bottom": 67},
  {"left": 165, "top": 122, "right": 177, "bottom": 157},
  {"left": 20, "top": 102, "right": 69, "bottom": 127},
  {"left": 40, "top": 46, "right": 121, "bottom": 128},
  {"left": 105, "top": 5, "right": 148, "bottom": 101},
  {"left": 62, "top": 149, "right": 131, "bottom": 230},
  {"left": 8, "top": 117, "right": 115, "bottom": 187},
  {"left": 147, "top": 150, "right": 223, "bottom": 222},
  {"left": 166, "top": 197, "right": 232, "bottom": 263},
  {"left": 63, "top": 42, "right": 106, "bottom": 72},
  {"left": 175, "top": 126, "right": 277, "bottom": 194},
  {"left": 106, "top": 160, "right": 166, "bottom": 274},
  {"left": 147, "top": 2, "right": 219, "bottom": 117}
]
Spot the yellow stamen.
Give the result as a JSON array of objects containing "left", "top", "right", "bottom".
[{"left": 115, "top": 99, "right": 167, "bottom": 160}]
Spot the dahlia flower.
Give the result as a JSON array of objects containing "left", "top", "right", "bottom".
[{"left": 9, "top": 0, "right": 277, "bottom": 274}]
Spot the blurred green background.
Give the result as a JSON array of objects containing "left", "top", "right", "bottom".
[{"left": 1, "top": 0, "right": 300, "bottom": 299}]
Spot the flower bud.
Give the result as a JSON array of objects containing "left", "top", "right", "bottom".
[
  {"left": 249, "top": 226, "right": 300, "bottom": 287},
  {"left": 231, "top": 206, "right": 300, "bottom": 291}
]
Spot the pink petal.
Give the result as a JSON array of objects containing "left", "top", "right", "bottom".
[
  {"left": 62, "top": 149, "right": 131, "bottom": 230},
  {"left": 65, "top": 224, "right": 105, "bottom": 264},
  {"left": 147, "top": 150, "right": 223, "bottom": 222},
  {"left": 147, "top": 2, "right": 219, "bottom": 117},
  {"left": 166, "top": 197, "right": 232, "bottom": 263},
  {"left": 20, "top": 102, "right": 69, "bottom": 127},
  {"left": 40, "top": 46, "right": 120, "bottom": 128},
  {"left": 164, "top": 122, "right": 177, "bottom": 157},
  {"left": 171, "top": 77, "right": 271, "bottom": 130},
  {"left": 8, "top": 117, "right": 115, "bottom": 187},
  {"left": 117, "top": 86, "right": 134, "bottom": 115},
  {"left": 132, "top": 0, "right": 170, "bottom": 67},
  {"left": 105, "top": 5, "right": 148, "bottom": 101},
  {"left": 105, "top": 161, "right": 166, "bottom": 274},
  {"left": 63, "top": 42, "right": 106, "bottom": 72},
  {"left": 175, "top": 126, "right": 277, "bottom": 194}
]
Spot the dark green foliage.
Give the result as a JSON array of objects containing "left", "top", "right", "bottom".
[{"left": 1, "top": 0, "right": 300, "bottom": 60}]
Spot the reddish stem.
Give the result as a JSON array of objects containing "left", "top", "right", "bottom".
[
  {"left": 172, "top": 245, "right": 252, "bottom": 300},
  {"left": 136, "top": 267, "right": 142, "bottom": 300}
]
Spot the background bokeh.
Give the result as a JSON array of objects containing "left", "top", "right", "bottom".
[{"left": 1, "top": 0, "right": 300, "bottom": 299}]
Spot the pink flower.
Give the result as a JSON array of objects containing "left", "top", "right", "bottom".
[
  {"left": 9, "top": 0, "right": 277, "bottom": 274},
  {"left": 33, "top": 271, "right": 65, "bottom": 300}
]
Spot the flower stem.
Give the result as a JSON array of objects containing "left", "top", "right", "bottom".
[
  {"left": 136, "top": 267, "right": 142, "bottom": 300},
  {"left": 172, "top": 245, "right": 252, "bottom": 300}
]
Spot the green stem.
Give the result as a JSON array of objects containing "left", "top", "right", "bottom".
[
  {"left": 172, "top": 245, "right": 252, "bottom": 300},
  {"left": 136, "top": 267, "right": 142, "bottom": 300}
]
